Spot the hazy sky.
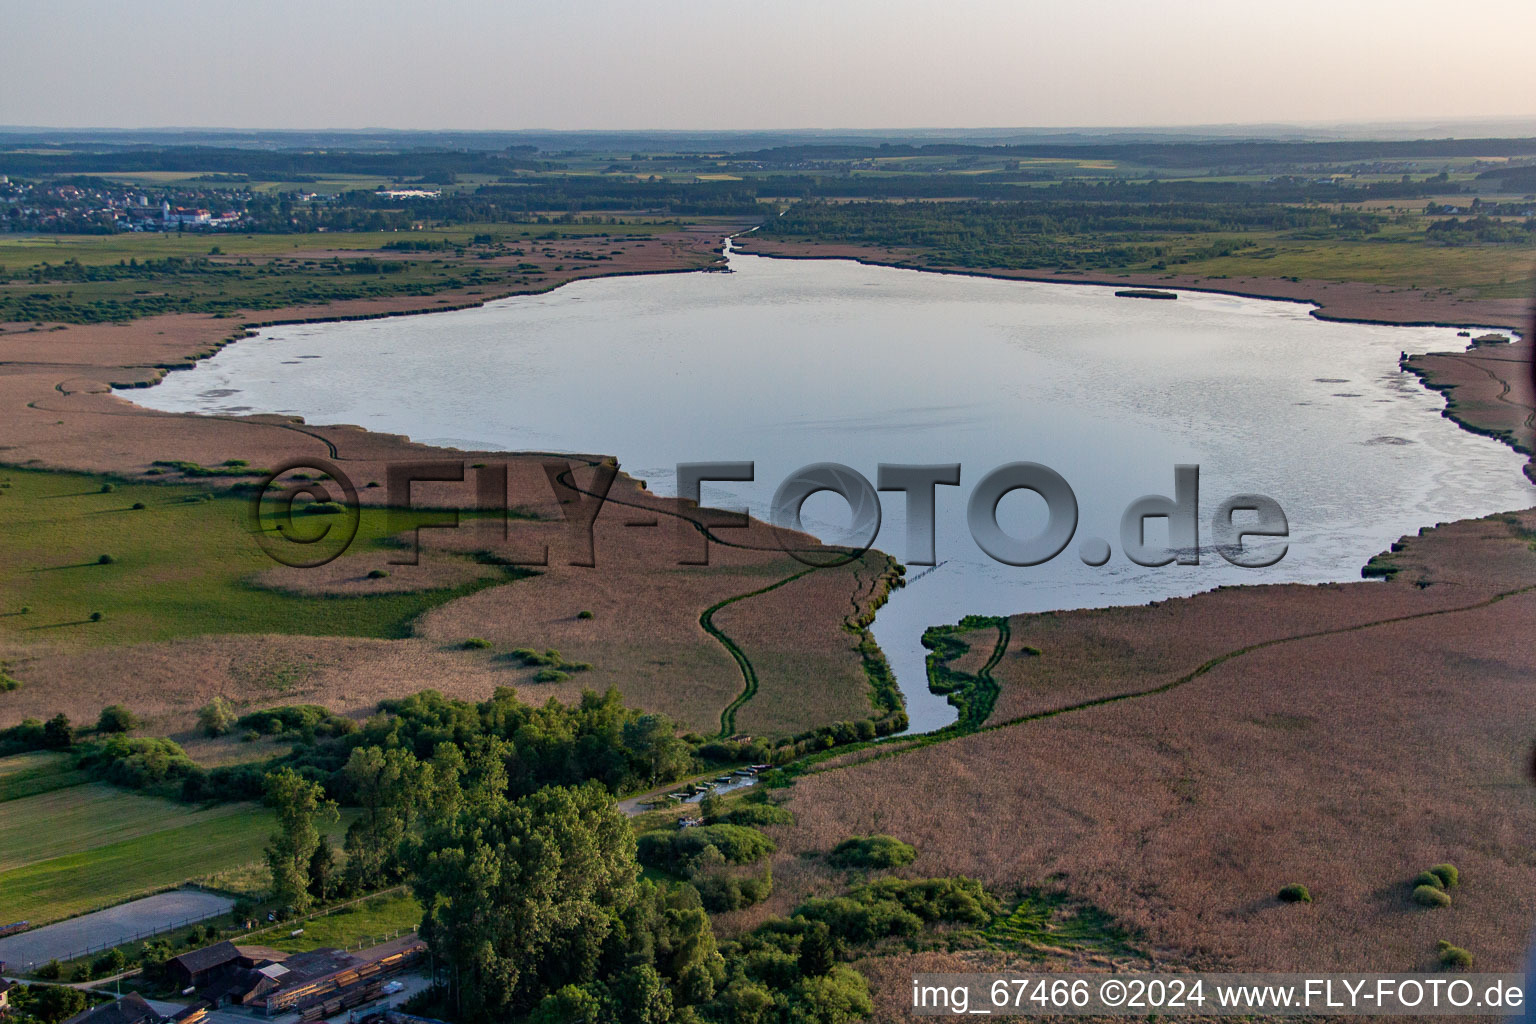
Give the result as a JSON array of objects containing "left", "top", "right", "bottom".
[{"left": 6, "top": 0, "right": 1536, "bottom": 131}]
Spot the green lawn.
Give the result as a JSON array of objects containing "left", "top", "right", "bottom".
[
  {"left": 0, "top": 468, "right": 520, "bottom": 647},
  {"left": 266, "top": 891, "right": 422, "bottom": 953}
]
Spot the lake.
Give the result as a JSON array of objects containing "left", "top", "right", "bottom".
[{"left": 132, "top": 245, "right": 1535, "bottom": 732}]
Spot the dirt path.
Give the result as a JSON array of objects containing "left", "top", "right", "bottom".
[
  {"left": 702, "top": 567, "right": 820, "bottom": 738},
  {"left": 985, "top": 578, "right": 1536, "bottom": 734}
]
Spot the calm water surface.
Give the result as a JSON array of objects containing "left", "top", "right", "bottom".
[{"left": 133, "top": 247, "right": 1534, "bottom": 731}]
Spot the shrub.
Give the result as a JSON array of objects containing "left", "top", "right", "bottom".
[
  {"left": 197, "top": 697, "right": 238, "bottom": 737},
  {"left": 97, "top": 554, "right": 115, "bottom": 564},
  {"left": 96, "top": 704, "right": 139, "bottom": 734},
  {"left": 77, "top": 735, "right": 199, "bottom": 792},
  {"left": 637, "top": 824, "right": 776, "bottom": 874},
  {"left": 1413, "top": 885, "right": 1452, "bottom": 908},
  {"left": 1277, "top": 884, "right": 1311, "bottom": 904},
  {"left": 577, "top": 610, "right": 595, "bottom": 619},
  {"left": 19, "top": 606, "right": 29, "bottom": 614},
  {"left": 511, "top": 647, "right": 561, "bottom": 666},
  {"left": 34, "top": 960, "right": 62, "bottom": 980},
  {"left": 367, "top": 569, "right": 389, "bottom": 579},
  {"left": 43, "top": 714, "right": 74, "bottom": 749},
  {"left": 1437, "top": 940, "right": 1473, "bottom": 969},
  {"left": 236, "top": 704, "right": 353, "bottom": 738},
  {"left": 534, "top": 669, "right": 570, "bottom": 683},
  {"left": 0, "top": 718, "right": 44, "bottom": 753},
  {"left": 31, "top": 984, "right": 87, "bottom": 1022},
  {"left": 131, "top": 502, "right": 146, "bottom": 510},
  {"left": 1413, "top": 871, "right": 1444, "bottom": 891},
  {"left": 462, "top": 637, "right": 493, "bottom": 650},
  {"left": 796, "top": 877, "right": 994, "bottom": 944},
  {"left": 711, "top": 803, "right": 795, "bottom": 828},
  {"left": 88, "top": 611, "right": 103, "bottom": 622},
  {"left": 100, "top": 483, "right": 115, "bottom": 493},
  {"left": 1021, "top": 645, "right": 1042, "bottom": 656},
  {"left": 828, "top": 835, "right": 918, "bottom": 870},
  {"left": 92, "top": 947, "right": 127, "bottom": 976},
  {"left": 696, "top": 867, "right": 774, "bottom": 912},
  {"left": 1428, "top": 863, "right": 1459, "bottom": 889}
]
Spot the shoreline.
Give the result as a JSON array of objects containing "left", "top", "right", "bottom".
[
  {"left": 125, "top": 242, "right": 1534, "bottom": 740},
  {"left": 0, "top": 232, "right": 1530, "bottom": 744},
  {"left": 731, "top": 236, "right": 1532, "bottom": 334},
  {"left": 731, "top": 236, "right": 1534, "bottom": 487}
]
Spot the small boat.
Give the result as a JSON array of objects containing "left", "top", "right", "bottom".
[{"left": 1115, "top": 289, "right": 1178, "bottom": 300}]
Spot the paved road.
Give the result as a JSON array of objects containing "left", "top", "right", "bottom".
[{"left": 0, "top": 890, "right": 234, "bottom": 970}]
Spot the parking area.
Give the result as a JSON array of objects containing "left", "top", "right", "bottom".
[{"left": 0, "top": 889, "right": 233, "bottom": 970}]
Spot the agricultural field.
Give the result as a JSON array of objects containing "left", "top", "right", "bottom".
[
  {"left": 0, "top": 766, "right": 289, "bottom": 925},
  {"left": 0, "top": 750, "right": 87, "bottom": 801}
]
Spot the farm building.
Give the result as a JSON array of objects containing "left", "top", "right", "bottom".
[
  {"left": 171, "top": 936, "right": 424, "bottom": 1017},
  {"left": 0, "top": 979, "right": 16, "bottom": 1011},
  {"left": 166, "top": 941, "right": 241, "bottom": 989},
  {"left": 60, "top": 993, "right": 158, "bottom": 1024},
  {"left": 260, "top": 937, "right": 425, "bottom": 1018}
]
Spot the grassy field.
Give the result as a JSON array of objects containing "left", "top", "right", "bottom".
[
  {"left": 0, "top": 220, "right": 686, "bottom": 269},
  {"left": 0, "top": 219, "right": 716, "bottom": 324},
  {"left": 265, "top": 891, "right": 421, "bottom": 953},
  {"left": 1181, "top": 233, "right": 1536, "bottom": 298},
  {"left": 0, "top": 783, "right": 268, "bottom": 871},
  {"left": 0, "top": 801, "right": 279, "bottom": 924},
  {"left": 0, "top": 754, "right": 358, "bottom": 924},
  {"left": 0, "top": 467, "right": 520, "bottom": 647},
  {"left": 0, "top": 751, "right": 87, "bottom": 802}
]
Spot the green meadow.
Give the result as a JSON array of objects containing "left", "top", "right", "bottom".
[
  {"left": 0, "top": 752, "right": 361, "bottom": 925},
  {"left": 0, "top": 467, "right": 517, "bottom": 647},
  {"left": 265, "top": 891, "right": 422, "bottom": 953}
]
